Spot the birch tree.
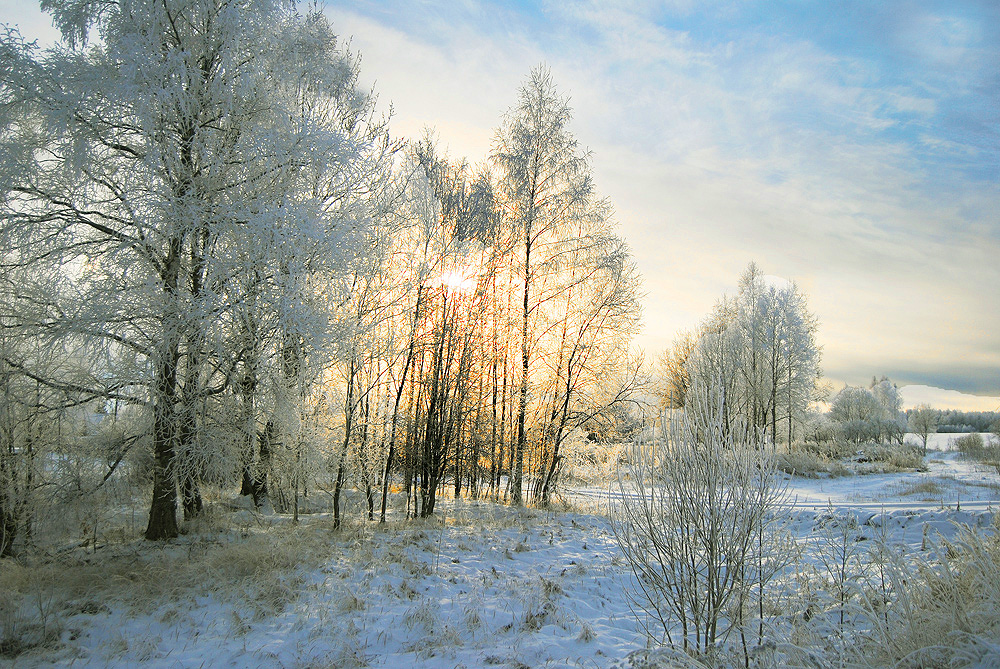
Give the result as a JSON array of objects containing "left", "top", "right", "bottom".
[
  {"left": 1, "top": 1, "right": 391, "bottom": 539},
  {"left": 683, "top": 263, "right": 821, "bottom": 446},
  {"left": 492, "top": 65, "right": 599, "bottom": 504}
]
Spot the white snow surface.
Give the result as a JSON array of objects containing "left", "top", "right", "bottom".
[{"left": 7, "top": 444, "right": 1000, "bottom": 668}]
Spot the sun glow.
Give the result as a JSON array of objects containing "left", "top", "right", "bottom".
[{"left": 437, "top": 268, "right": 477, "bottom": 294}]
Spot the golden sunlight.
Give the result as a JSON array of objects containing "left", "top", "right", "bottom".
[{"left": 437, "top": 268, "right": 477, "bottom": 294}]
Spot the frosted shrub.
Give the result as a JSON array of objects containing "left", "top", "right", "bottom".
[
  {"left": 954, "top": 432, "right": 1000, "bottom": 470},
  {"left": 858, "top": 443, "right": 926, "bottom": 472},
  {"left": 954, "top": 432, "right": 985, "bottom": 455},
  {"left": 775, "top": 450, "right": 849, "bottom": 478},
  {"left": 611, "top": 388, "right": 792, "bottom": 659}
]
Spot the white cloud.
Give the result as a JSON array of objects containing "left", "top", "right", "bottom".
[
  {"left": 900, "top": 385, "right": 1000, "bottom": 412},
  {"left": 328, "top": 8, "right": 540, "bottom": 164},
  {"left": 235, "top": 4, "right": 1000, "bottom": 396}
]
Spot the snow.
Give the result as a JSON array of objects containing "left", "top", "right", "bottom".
[
  {"left": 787, "top": 448, "right": 1000, "bottom": 510},
  {"left": 6, "top": 446, "right": 1000, "bottom": 668},
  {"left": 16, "top": 504, "right": 643, "bottom": 667}
]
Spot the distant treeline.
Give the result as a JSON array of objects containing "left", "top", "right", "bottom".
[{"left": 904, "top": 408, "right": 1000, "bottom": 433}]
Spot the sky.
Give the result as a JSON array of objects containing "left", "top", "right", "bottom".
[{"left": 3, "top": 1, "right": 998, "bottom": 410}]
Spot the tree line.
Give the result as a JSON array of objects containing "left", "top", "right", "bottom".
[
  {"left": 0, "top": 1, "right": 641, "bottom": 554},
  {"left": 927, "top": 410, "right": 1000, "bottom": 433}
]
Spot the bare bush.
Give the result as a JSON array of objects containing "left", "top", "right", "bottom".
[
  {"left": 857, "top": 443, "right": 926, "bottom": 473},
  {"left": 954, "top": 433, "right": 1000, "bottom": 473},
  {"left": 776, "top": 450, "right": 849, "bottom": 478},
  {"left": 611, "top": 389, "right": 792, "bottom": 659}
]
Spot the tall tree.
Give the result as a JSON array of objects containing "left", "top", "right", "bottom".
[
  {"left": 1, "top": 1, "right": 391, "bottom": 539},
  {"left": 492, "top": 65, "right": 597, "bottom": 504}
]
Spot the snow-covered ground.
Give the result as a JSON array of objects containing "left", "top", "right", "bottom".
[
  {"left": 4, "top": 442, "right": 999, "bottom": 667},
  {"left": 5, "top": 502, "right": 645, "bottom": 668},
  {"left": 788, "top": 448, "right": 1000, "bottom": 511}
]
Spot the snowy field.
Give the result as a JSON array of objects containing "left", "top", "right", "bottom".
[{"left": 2, "top": 439, "right": 999, "bottom": 668}]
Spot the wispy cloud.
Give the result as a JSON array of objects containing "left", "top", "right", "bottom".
[
  {"left": 325, "top": 0, "right": 1000, "bottom": 396},
  {"left": 4, "top": 0, "right": 995, "bottom": 401}
]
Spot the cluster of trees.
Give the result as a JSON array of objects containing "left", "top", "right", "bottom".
[
  {"left": 928, "top": 410, "right": 1000, "bottom": 433},
  {"left": 0, "top": 1, "right": 641, "bottom": 553},
  {"left": 827, "top": 376, "right": 907, "bottom": 445},
  {"left": 657, "top": 262, "right": 822, "bottom": 446}
]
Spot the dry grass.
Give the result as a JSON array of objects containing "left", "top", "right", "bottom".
[
  {"left": 0, "top": 504, "right": 345, "bottom": 660},
  {"left": 776, "top": 450, "right": 850, "bottom": 478},
  {"left": 895, "top": 479, "right": 945, "bottom": 499},
  {"left": 858, "top": 517, "right": 1000, "bottom": 666},
  {"left": 779, "top": 442, "right": 927, "bottom": 478},
  {"left": 859, "top": 444, "right": 927, "bottom": 473}
]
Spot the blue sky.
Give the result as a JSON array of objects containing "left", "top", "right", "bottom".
[
  {"left": 3, "top": 0, "right": 998, "bottom": 408},
  {"left": 319, "top": 0, "right": 1000, "bottom": 406}
]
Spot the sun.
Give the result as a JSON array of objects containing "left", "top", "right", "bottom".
[{"left": 437, "top": 268, "right": 477, "bottom": 294}]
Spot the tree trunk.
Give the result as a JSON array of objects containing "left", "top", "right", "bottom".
[
  {"left": 179, "top": 406, "right": 203, "bottom": 521},
  {"left": 145, "top": 406, "right": 179, "bottom": 539},
  {"left": 252, "top": 419, "right": 274, "bottom": 508},
  {"left": 381, "top": 325, "right": 417, "bottom": 522},
  {"left": 146, "top": 255, "right": 181, "bottom": 540},
  {"left": 514, "top": 243, "right": 530, "bottom": 506},
  {"left": 333, "top": 361, "right": 355, "bottom": 529},
  {"left": 0, "top": 450, "right": 17, "bottom": 556}
]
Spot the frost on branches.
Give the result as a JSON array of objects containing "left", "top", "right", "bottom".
[{"left": 0, "top": 1, "right": 394, "bottom": 539}]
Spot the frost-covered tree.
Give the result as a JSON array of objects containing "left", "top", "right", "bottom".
[
  {"left": 682, "top": 263, "right": 821, "bottom": 445},
  {"left": 870, "top": 376, "right": 906, "bottom": 444},
  {"left": 908, "top": 404, "right": 939, "bottom": 455},
  {"left": 492, "top": 65, "right": 606, "bottom": 504},
  {"left": 830, "top": 386, "right": 882, "bottom": 444},
  {"left": 830, "top": 377, "right": 907, "bottom": 445},
  {"left": 0, "top": 1, "right": 392, "bottom": 539}
]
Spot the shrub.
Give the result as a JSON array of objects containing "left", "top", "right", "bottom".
[
  {"left": 776, "top": 451, "right": 849, "bottom": 478},
  {"left": 859, "top": 443, "right": 926, "bottom": 472},
  {"left": 801, "top": 440, "right": 856, "bottom": 460},
  {"left": 954, "top": 432, "right": 985, "bottom": 455},
  {"left": 612, "top": 388, "right": 792, "bottom": 656},
  {"left": 954, "top": 433, "right": 1000, "bottom": 461}
]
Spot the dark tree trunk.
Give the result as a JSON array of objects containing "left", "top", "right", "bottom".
[
  {"left": 381, "top": 334, "right": 414, "bottom": 522},
  {"left": 145, "top": 237, "right": 182, "bottom": 541},
  {"left": 252, "top": 419, "right": 274, "bottom": 507},
  {"left": 179, "top": 407, "right": 203, "bottom": 521},
  {"left": 333, "top": 362, "right": 355, "bottom": 529},
  {"left": 0, "top": 514, "right": 15, "bottom": 557},
  {"left": 145, "top": 422, "right": 179, "bottom": 540},
  {"left": 182, "top": 474, "right": 202, "bottom": 520},
  {"left": 0, "top": 474, "right": 17, "bottom": 556}
]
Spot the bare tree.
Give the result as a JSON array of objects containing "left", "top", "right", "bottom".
[
  {"left": 492, "top": 65, "right": 597, "bottom": 505},
  {"left": 908, "top": 404, "right": 939, "bottom": 456},
  {"left": 612, "top": 384, "right": 791, "bottom": 658}
]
